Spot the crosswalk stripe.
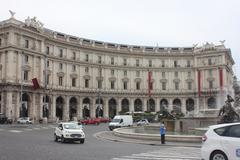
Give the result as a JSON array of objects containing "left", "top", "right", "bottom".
[{"left": 9, "top": 130, "right": 22, "bottom": 133}]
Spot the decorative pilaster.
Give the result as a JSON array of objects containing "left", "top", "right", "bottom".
[
  {"left": 156, "top": 97, "right": 160, "bottom": 112},
  {"left": 143, "top": 98, "right": 147, "bottom": 112},
  {"left": 51, "top": 95, "right": 56, "bottom": 121},
  {"left": 6, "top": 92, "right": 13, "bottom": 119},
  {"left": 32, "top": 93, "right": 36, "bottom": 123},
  {"left": 91, "top": 97, "right": 96, "bottom": 118},
  {"left": 130, "top": 98, "right": 134, "bottom": 112},
  {"left": 181, "top": 98, "right": 186, "bottom": 114},
  {"left": 168, "top": 98, "right": 173, "bottom": 111},
  {"left": 117, "top": 98, "right": 121, "bottom": 115},
  {"left": 39, "top": 94, "right": 44, "bottom": 119},
  {"left": 63, "top": 96, "right": 69, "bottom": 121},
  {"left": 77, "top": 97, "right": 83, "bottom": 120},
  {"left": 104, "top": 98, "right": 109, "bottom": 118}
]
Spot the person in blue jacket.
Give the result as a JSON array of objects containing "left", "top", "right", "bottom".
[{"left": 160, "top": 122, "right": 166, "bottom": 144}]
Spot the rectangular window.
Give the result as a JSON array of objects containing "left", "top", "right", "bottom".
[
  {"left": 111, "top": 81, "right": 115, "bottom": 89},
  {"left": 208, "top": 58, "right": 212, "bottom": 65},
  {"left": 59, "top": 63, "right": 63, "bottom": 70},
  {"left": 124, "top": 70, "right": 127, "bottom": 76},
  {"left": 46, "top": 75, "right": 49, "bottom": 85},
  {"left": 47, "top": 60, "right": 49, "bottom": 67},
  {"left": 111, "top": 57, "right": 114, "bottom": 65},
  {"left": 162, "top": 72, "right": 165, "bottom": 78},
  {"left": 85, "top": 67, "right": 89, "bottom": 73},
  {"left": 149, "top": 60, "right": 152, "bottom": 67},
  {"left": 136, "top": 71, "right": 140, "bottom": 77},
  {"left": 72, "top": 52, "right": 76, "bottom": 60},
  {"left": 188, "top": 71, "right": 191, "bottom": 77},
  {"left": 23, "top": 71, "right": 28, "bottom": 80},
  {"left": 174, "top": 72, "right": 178, "bottom": 78},
  {"left": 188, "top": 82, "right": 192, "bottom": 90},
  {"left": 25, "top": 40, "right": 29, "bottom": 48},
  {"left": 24, "top": 55, "right": 28, "bottom": 63},
  {"left": 72, "top": 65, "right": 76, "bottom": 72},
  {"left": 187, "top": 60, "right": 191, "bottom": 67},
  {"left": 162, "top": 82, "right": 166, "bottom": 90},
  {"left": 59, "top": 49, "right": 63, "bottom": 57},
  {"left": 123, "top": 58, "right": 127, "bottom": 66},
  {"left": 209, "top": 81, "right": 213, "bottom": 89},
  {"left": 59, "top": 77, "right": 63, "bottom": 86},
  {"left": 111, "top": 69, "right": 114, "bottom": 75},
  {"left": 0, "top": 38, "right": 2, "bottom": 46},
  {"left": 136, "top": 59, "right": 139, "bottom": 66},
  {"left": 98, "top": 56, "right": 102, "bottom": 64},
  {"left": 175, "top": 82, "right": 179, "bottom": 90},
  {"left": 123, "top": 81, "right": 128, "bottom": 90},
  {"left": 85, "top": 79, "right": 89, "bottom": 88},
  {"left": 136, "top": 82, "right": 140, "bottom": 90},
  {"left": 85, "top": 54, "right": 89, "bottom": 62},
  {"left": 98, "top": 80, "right": 102, "bottom": 89},
  {"left": 72, "top": 78, "right": 76, "bottom": 87},
  {"left": 162, "top": 60, "right": 165, "bottom": 67},
  {"left": 174, "top": 60, "right": 178, "bottom": 68},
  {"left": 46, "top": 46, "right": 49, "bottom": 55}
]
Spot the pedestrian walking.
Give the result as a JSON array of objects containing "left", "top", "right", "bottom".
[{"left": 160, "top": 122, "right": 166, "bottom": 144}]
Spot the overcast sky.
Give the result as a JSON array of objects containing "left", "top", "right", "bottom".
[{"left": 1, "top": 0, "right": 240, "bottom": 78}]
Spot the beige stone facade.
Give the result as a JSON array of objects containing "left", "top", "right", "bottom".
[{"left": 0, "top": 16, "right": 235, "bottom": 122}]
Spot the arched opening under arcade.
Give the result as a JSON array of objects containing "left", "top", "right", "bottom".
[
  {"left": 56, "top": 96, "right": 64, "bottom": 120},
  {"left": 147, "top": 98, "right": 155, "bottom": 112},
  {"left": 186, "top": 98, "right": 195, "bottom": 112},
  {"left": 109, "top": 98, "right": 117, "bottom": 119},
  {"left": 82, "top": 98, "right": 90, "bottom": 118},
  {"left": 208, "top": 97, "right": 216, "bottom": 109},
  {"left": 160, "top": 99, "right": 168, "bottom": 111},
  {"left": 69, "top": 97, "right": 77, "bottom": 120},
  {"left": 134, "top": 99, "right": 143, "bottom": 112},
  {"left": 42, "top": 95, "right": 51, "bottom": 118},
  {"left": 20, "top": 93, "right": 30, "bottom": 117},
  {"left": 96, "top": 98, "right": 103, "bottom": 118},
  {"left": 173, "top": 98, "right": 181, "bottom": 113},
  {"left": 121, "top": 98, "right": 129, "bottom": 113}
]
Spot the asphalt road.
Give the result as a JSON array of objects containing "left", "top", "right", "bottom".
[{"left": 0, "top": 124, "right": 200, "bottom": 160}]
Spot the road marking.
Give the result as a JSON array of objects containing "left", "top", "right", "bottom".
[
  {"left": 24, "top": 129, "right": 33, "bottom": 131},
  {"left": 9, "top": 130, "right": 22, "bottom": 133},
  {"left": 33, "top": 128, "right": 40, "bottom": 130},
  {"left": 112, "top": 147, "right": 200, "bottom": 160}
]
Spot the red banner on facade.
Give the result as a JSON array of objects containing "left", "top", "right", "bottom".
[
  {"left": 198, "top": 70, "right": 201, "bottom": 97},
  {"left": 32, "top": 78, "right": 40, "bottom": 90},
  {"left": 148, "top": 71, "right": 152, "bottom": 97},
  {"left": 219, "top": 68, "right": 223, "bottom": 91}
]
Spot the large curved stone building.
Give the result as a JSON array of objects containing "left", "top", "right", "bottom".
[{"left": 0, "top": 15, "right": 235, "bottom": 122}]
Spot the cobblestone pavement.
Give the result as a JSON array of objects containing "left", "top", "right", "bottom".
[{"left": 111, "top": 146, "right": 200, "bottom": 160}]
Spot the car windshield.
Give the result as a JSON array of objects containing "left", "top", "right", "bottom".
[
  {"left": 111, "top": 119, "right": 121, "bottom": 122},
  {"left": 63, "top": 123, "right": 82, "bottom": 129}
]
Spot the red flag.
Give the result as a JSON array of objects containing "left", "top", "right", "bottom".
[
  {"left": 148, "top": 71, "right": 152, "bottom": 97},
  {"left": 219, "top": 68, "right": 223, "bottom": 92},
  {"left": 32, "top": 78, "right": 40, "bottom": 90},
  {"left": 198, "top": 70, "right": 201, "bottom": 97}
]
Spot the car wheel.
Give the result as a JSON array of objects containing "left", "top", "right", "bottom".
[
  {"left": 54, "top": 134, "right": 58, "bottom": 142},
  {"left": 210, "top": 151, "right": 228, "bottom": 160},
  {"left": 61, "top": 136, "right": 65, "bottom": 143},
  {"left": 80, "top": 139, "right": 85, "bottom": 144}
]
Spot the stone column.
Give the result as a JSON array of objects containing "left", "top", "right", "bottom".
[
  {"left": 181, "top": 98, "right": 186, "bottom": 114},
  {"left": 143, "top": 98, "right": 147, "bottom": 112},
  {"left": 156, "top": 97, "right": 160, "bottom": 112},
  {"left": 51, "top": 95, "right": 56, "bottom": 122},
  {"left": 168, "top": 98, "right": 173, "bottom": 111},
  {"left": 130, "top": 98, "right": 134, "bottom": 112},
  {"left": 31, "top": 93, "right": 36, "bottom": 123},
  {"left": 6, "top": 92, "right": 13, "bottom": 119},
  {"left": 39, "top": 94, "right": 44, "bottom": 120},
  {"left": 91, "top": 97, "right": 96, "bottom": 118},
  {"left": 104, "top": 98, "right": 109, "bottom": 118},
  {"left": 117, "top": 98, "right": 121, "bottom": 115},
  {"left": 15, "top": 92, "right": 20, "bottom": 121},
  {"left": 63, "top": 96, "right": 70, "bottom": 121},
  {"left": 77, "top": 97, "right": 83, "bottom": 120}
]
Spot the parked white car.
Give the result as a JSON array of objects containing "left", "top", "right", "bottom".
[
  {"left": 137, "top": 119, "right": 149, "bottom": 126},
  {"left": 54, "top": 122, "right": 85, "bottom": 143},
  {"left": 17, "top": 117, "right": 32, "bottom": 124},
  {"left": 201, "top": 122, "right": 240, "bottom": 160}
]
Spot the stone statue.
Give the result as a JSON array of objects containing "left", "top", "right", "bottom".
[
  {"left": 233, "top": 76, "right": 240, "bottom": 108},
  {"left": 9, "top": 10, "right": 16, "bottom": 19},
  {"left": 218, "top": 94, "right": 239, "bottom": 123}
]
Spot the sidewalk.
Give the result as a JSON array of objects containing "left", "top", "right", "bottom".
[{"left": 95, "top": 131, "right": 202, "bottom": 148}]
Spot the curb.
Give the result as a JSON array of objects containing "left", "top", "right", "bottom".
[{"left": 94, "top": 131, "right": 202, "bottom": 148}]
